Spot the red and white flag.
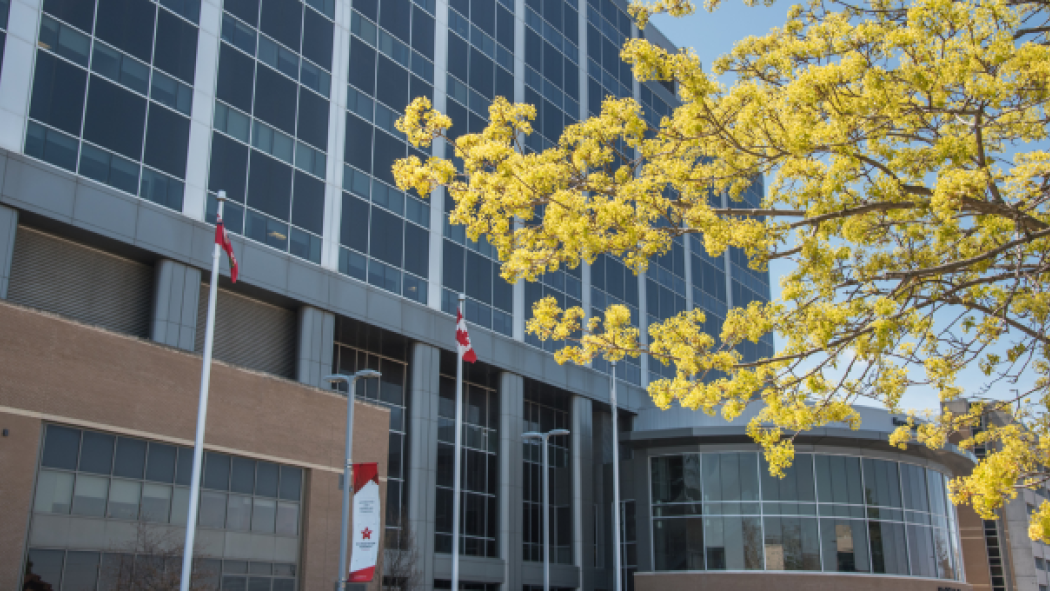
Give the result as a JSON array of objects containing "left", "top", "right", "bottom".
[
  {"left": 215, "top": 216, "right": 238, "bottom": 283},
  {"left": 348, "top": 462, "right": 381, "bottom": 582},
  {"left": 455, "top": 307, "right": 477, "bottom": 363}
]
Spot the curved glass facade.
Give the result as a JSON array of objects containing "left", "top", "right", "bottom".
[{"left": 650, "top": 452, "right": 962, "bottom": 580}]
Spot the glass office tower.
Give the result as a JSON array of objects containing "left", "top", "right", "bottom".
[{"left": 3, "top": 2, "right": 950, "bottom": 591}]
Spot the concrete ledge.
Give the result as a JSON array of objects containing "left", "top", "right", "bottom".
[{"left": 635, "top": 571, "right": 972, "bottom": 591}]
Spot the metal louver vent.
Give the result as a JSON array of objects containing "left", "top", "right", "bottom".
[
  {"left": 195, "top": 284, "right": 296, "bottom": 378},
  {"left": 7, "top": 226, "right": 152, "bottom": 337}
]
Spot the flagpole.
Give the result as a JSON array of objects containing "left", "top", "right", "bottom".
[
  {"left": 179, "top": 192, "right": 227, "bottom": 591},
  {"left": 452, "top": 293, "right": 466, "bottom": 591}
]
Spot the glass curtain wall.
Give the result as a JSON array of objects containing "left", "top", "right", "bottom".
[
  {"left": 25, "top": 424, "right": 302, "bottom": 590},
  {"left": 332, "top": 316, "right": 410, "bottom": 548},
  {"left": 435, "top": 350, "right": 500, "bottom": 557},
  {"left": 440, "top": 0, "right": 516, "bottom": 335},
  {"left": 590, "top": 253, "right": 642, "bottom": 385},
  {"left": 582, "top": 0, "right": 646, "bottom": 385},
  {"left": 0, "top": 0, "right": 10, "bottom": 72},
  {"left": 26, "top": 0, "right": 201, "bottom": 211},
  {"left": 650, "top": 452, "right": 961, "bottom": 580},
  {"left": 340, "top": 0, "right": 435, "bottom": 303},
  {"left": 726, "top": 177, "right": 774, "bottom": 362},
  {"left": 203, "top": 0, "right": 335, "bottom": 263},
  {"left": 522, "top": 379, "right": 574, "bottom": 564}
]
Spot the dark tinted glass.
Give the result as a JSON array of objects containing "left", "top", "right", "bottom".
[
  {"left": 411, "top": 8, "right": 434, "bottom": 59},
  {"left": 209, "top": 132, "right": 249, "bottom": 201},
  {"left": 161, "top": 0, "right": 201, "bottom": 22},
  {"left": 230, "top": 457, "right": 256, "bottom": 494},
  {"left": 869, "top": 520, "right": 909, "bottom": 575},
  {"left": 145, "top": 443, "right": 177, "bottom": 483},
  {"left": 900, "top": 463, "right": 929, "bottom": 511},
  {"left": 247, "top": 151, "right": 293, "bottom": 219},
  {"left": 292, "top": 171, "right": 325, "bottom": 233},
  {"left": 863, "top": 458, "right": 902, "bottom": 508},
  {"left": 371, "top": 129, "right": 404, "bottom": 185},
  {"left": 175, "top": 446, "right": 195, "bottom": 485},
  {"left": 296, "top": 88, "right": 329, "bottom": 149},
  {"left": 83, "top": 76, "right": 147, "bottom": 160},
  {"left": 442, "top": 241, "right": 464, "bottom": 291},
  {"left": 379, "top": 0, "right": 411, "bottom": 43},
  {"left": 410, "top": 76, "right": 433, "bottom": 104},
  {"left": 144, "top": 104, "right": 190, "bottom": 176},
  {"left": 25, "top": 123, "right": 78, "bottom": 173},
  {"left": 259, "top": 0, "right": 302, "bottom": 51},
  {"left": 496, "top": 5, "right": 513, "bottom": 44},
  {"left": 113, "top": 437, "right": 147, "bottom": 479},
  {"left": 403, "top": 222, "right": 429, "bottom": 277},
  {"left": 256, "top": 461, "right": 279, "bottom": 497},
  {"left": 348, "top": 37, "right": 376, "bottom": 94},
  {"left": 44, "top": 0, "right": 95, "bottom": 32},
  {"left": 375, "top": 57, "right": 408, "bottom": 109},
  {"left": 370, "top": 208, "right": 403, "bottom": 266},
  {"left": 493, "top": 273, "right": 512, "bottom": 312},
  {"left": 216, "top": 44, "right": 256, "bottom": 113},
  {"left": 471, "top": 0, "right": 495, "bottom": 34},
  {"left": 25, "top": 549, "right": 65, "bottom": 589},
  {"left": 226, "top": 0, "right": 260, "bottom": 26},
  {"left": 30, "top": 51, "right": 87, "bottom": 135},
  {"left": 79, "top": 431, "right": 116, "bottom": 475},
  {"left": 495, "top": 66, "right": 513, "bottom": 100},
  {"left": 340, "top": 192, "right": 369, "bottom": 251},
  {"left": 279, "top": 466, "right": 302, "bottom": 501},
  {"left": 355, "top": 0, "right": 378, "bottom": 20},
  {"left": 42, "top": 425, "right": 81, "bottom": 470},
  {"left": 465, "top": 251, "right": 492, "bottom": 302},
  {"left": 204, "top": 452, "right": 231, "bottom": 490},
  {"left": 301, "top": 8, "right": 333, "bottom": 70},
  {"left": 96, "top": 0, "right": 156, "bottom": 62},
  {"left": 154, "top": 10, "right": 199, "bottom": 84},
  {"left": 447, "top": 34, "right": 468, "bottom": 83},
  {"left": 344, "top": 115, "right": 373, "bottom": 172},
  {"left": 469, "top": 49, "right": 494, "bottom": 98},
  {"left": 254, "top": 65, "right": 297, "bottom": 135}
]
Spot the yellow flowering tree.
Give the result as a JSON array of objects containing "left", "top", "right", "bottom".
[{"left": 395, "top": 0, "right": 1050, "bottom": 538}]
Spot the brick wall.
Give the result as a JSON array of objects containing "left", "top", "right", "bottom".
[{"left": 0, "top": 300, "right": 390, "bottom": 590}]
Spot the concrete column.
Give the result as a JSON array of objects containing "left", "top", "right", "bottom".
[
  {"left": 0, "top": 0, "right": 40, "bottom": 153},
  {"left": 407, "top": 342, "right": 442, "bottom": 589},
  {"left": 320, "top": 0, "right": 354, "bottom": 271},
  {"left": 0, "top": 204, "right": 17, "bottom": 300},
  {"left": 592, "top": 410, "right": 614, "bottom": 590},
  {"left": 182, "top": 0, "right": 223, "bottom": 220},
  {"left": 427, "top": 0, "right": 451, "bottom": 310},
  {"left": 572, "top": 395, "right": 594, "bottom": 590},
  {"left": 296, "top": 306, "right": 336, "bottom": 388},
  {"left": 499, "top": 371, "right": 525, "bottom": 591},
  {"left": 150, "top": 259, "right": 202, "bottom": 351}
]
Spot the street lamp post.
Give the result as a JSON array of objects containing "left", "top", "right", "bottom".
[
  {"left": 522, "top": 428, "right": 570, "bottom": 591},
  {"left": 609, "top": 362, "right": 622, "bottom": 591},
  {"left": 325, "top": 370, "right": 383, "bottom": 590}
]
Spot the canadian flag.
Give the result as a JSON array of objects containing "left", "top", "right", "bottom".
[
  {"left": 215, "top": 216, "right": 239, "bottom": 283},
  {"left": 455, "top": 307, "right": 477, "bottom": 363}
]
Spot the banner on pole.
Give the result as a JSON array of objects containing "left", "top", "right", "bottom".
[{"left": 348, "top": 462, "right": 381, "bottom": 583}]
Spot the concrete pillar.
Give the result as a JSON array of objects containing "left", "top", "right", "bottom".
[
  {"left": 499, "top": 371, "right": 525, "bottom": 591},
  {"left": 150, "top": 259, "right": 202, "bottom": 351},
  {"left": 572, "top": 395, "right": 595, "bottom": 590},
  {"left": 0, "top": 204, "right": 16, "bottom": 300},
  {"left": 407, "top": 342, "right": 442, "bottom": 589},
  {"left": 296, "top": 306, "right": 336, "bottom": 388}
]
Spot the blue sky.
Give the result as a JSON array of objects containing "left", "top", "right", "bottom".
[{"left": 646, "top": 3, "right": 1037, "bottom": 413}]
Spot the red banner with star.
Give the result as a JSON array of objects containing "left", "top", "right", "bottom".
[{"left": 348, "top": 462, "right": 380, "bottom": 583}]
